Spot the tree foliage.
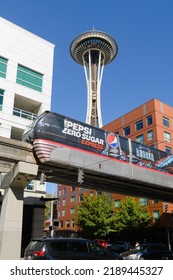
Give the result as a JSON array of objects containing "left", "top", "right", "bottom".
[
  {"left": 74, "top": 193, "right": 117, "bottom": 238},
  {"left": 114, "top": 197, "right": 152, "bottom": 232},
  {"left": 75, "top": 194, "right": 152, "bottom": 238}
]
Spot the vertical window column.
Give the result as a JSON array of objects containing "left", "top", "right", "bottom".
[
  {"left": 0, "top": 57, "right": 8, "bottom": 78},
  {"left": 0, "top": 89, "right": 4, "bottom": 111}
]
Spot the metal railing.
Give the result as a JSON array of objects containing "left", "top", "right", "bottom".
[{"left": 13, "top": 107, "right": 37, "bottom": 121}]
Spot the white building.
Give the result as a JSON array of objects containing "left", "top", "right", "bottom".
[{"left": 0, "top": 17, "right": 55, "bottom": 253}]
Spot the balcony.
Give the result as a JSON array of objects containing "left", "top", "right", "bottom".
[{"left": 13, "top": 107, "right": 37, "bottom": 121}]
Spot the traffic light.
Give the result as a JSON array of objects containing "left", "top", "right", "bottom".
[
  {"left": 77, "top": 168, "right": 84, "bottom": 184},
  {"left": 164, "top": 203, "right": 168, "bottom": 212}
]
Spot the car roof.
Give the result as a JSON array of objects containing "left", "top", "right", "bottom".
[{"left": 29, "top": 237, "right": 96, "bottom": 242}]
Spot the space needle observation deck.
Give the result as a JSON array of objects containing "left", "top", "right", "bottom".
[{"left": 70, "top": 30, "right": 118, "bottom": 127}]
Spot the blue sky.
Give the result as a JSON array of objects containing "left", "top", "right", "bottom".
[
  {"left": 1, "top": 0, "right": 173, "bottom": 193},
  {"left": 1, "top": 0, "right": 173, "bottom": 125}
]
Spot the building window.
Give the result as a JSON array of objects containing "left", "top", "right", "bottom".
[
  {"left": 0, "top": 89, "right": 4, "bottom": 111},
  {"left": 165, "top": 146, "right": 172, "bottom": 154},
  {"left": 58, "top": 210, "right": 61, "bottom": 217},
  {"left": 147, "top": 115, "right": 152, "bottom": 125},
  {"left": 164, "top": 131, "right": 171, "bottom": 142},
  {"left": 152, "top": 200, "right": 159, "bottom": 204},
  {"left": 124, "top": 126, "right": 130, "bottom": 136},
  {"left": 147, "top": 130, "right": 154, "bottom": 141},
  {"left": 59, "top": 189, "right": 62, "bottom": 196},
  {"left": 66, "top": 220, "right": 70, "bottom": 228},
  {"left": 71, "top": 196, "right": 76, "bottom": 202},
  {"left": 62, "top": 209, "right": 65, "bottom": 216},
  {"left": 70, "top": 208, "right": 75, "bottom": 214},
  {"left": 71, "top": 186, "right": 75, "bottom": 192},
  {"left": 63, "top": 188, "right": 66, "bottom": 195},
  {"left": 71, "top": 220, "right": 75, "bottom": 227},
  {"left": 114, "top": 200, "right": 121, "bottom": 207},
  {"left": 79, "top": 194, "right": 84, "bottom": 201},
  {"left": 90, "top": 191, "right": 94, "bottom": 196},
  {"left": 153, "top": 210, "right": 160, "bottom": 220},
  {"left": 0, "top": 56, "right": 8, "bottom": 78},
  {"left": 62, "top": 198, "right": 66, "bottom": 206},
  {"left": 16, "top": 64, "right": 43, "bottom": 92},
  {"left": 25, "top": 181, "right": 34, "bottom": 190},
  {"left": 163, "top": 117, "right": 169, "bottom": 127},
  {"left": 140, "top": 198, "right": 148, "bottom": 206},
  {"left": 136, "top": 120, "right": 143, "bottom": 131},
  {"left": 59, "top": 221, "right": 63, "bottom": 228},
  {"left": 136, "top": 134, "right": 144, "bottom": 143}
]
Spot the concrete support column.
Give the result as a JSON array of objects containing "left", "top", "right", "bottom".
[
  {"left": 0, "top": 161, "right": 38, "bottom": 259},
  {"left": 0, "top": 186, "right": 24, "bottom": 259},
  {"left": 31, "top": 207, "right": 45, "bottom": 238}
]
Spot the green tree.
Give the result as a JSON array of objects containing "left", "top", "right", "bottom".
[
  {"left": 74, "top": 193, "right": 117, "bottom": 238},
  {"left": 114, "top": 197, "right": 152, "bottom": 233}
]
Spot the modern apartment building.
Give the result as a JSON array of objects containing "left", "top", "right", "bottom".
[
  {"left": 55, "top": 98, "right": 173, "bottom": 243},
  {"left": 0, "top": 17, "right": 55, "bottom": 252}
]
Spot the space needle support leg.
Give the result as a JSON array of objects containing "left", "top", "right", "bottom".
[{"left": 96, "top": 51, "right": 104, "bottom": 127}]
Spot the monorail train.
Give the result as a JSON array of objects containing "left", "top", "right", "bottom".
[{"left": 22, "top": 111, "right": 173, "bottom": 174}]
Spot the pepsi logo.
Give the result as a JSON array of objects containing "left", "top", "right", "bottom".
[{"left": 106, "top": 133, "right": 119, "bottom": 148}]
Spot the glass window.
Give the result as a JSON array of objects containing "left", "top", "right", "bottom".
[
  {"left": 79, "top": 194, "right": 84, "bottom": 201},
  {"left": 136, "top": 134, "right": 144, "bottom": 143},
  {"left": 62, "top": 198, "right": 66, "bottom": 206},
  {"left": 0, "top": 57, "right": 8, "bottom": 78},
  {"left": 70, "top": 208, "right": 75, "bottom": 214},
  {"left": 140, "top": 198, "right": 148, "bottom": 206},
  {"left": 153, "top": 210, "right": 160, "bottom": 220},
  {"left": 63, "top": 188, "right": 66, "bottom": 195},
  {"left": 62, "top": 209, "right": 65, "bottom": 216},
  {"left": 71, "top": 186, "right": 75, "bottom": 192},
  {"left": 165, "top": 146, "right": 172, "bottom": 154},
  {"left": 163, "top": 117, "right": 169, "bottom": 127},
  {"left": 147, "top": 130, "right": 154, "bottom": 141},
  {"left": 147, "top": 115, "right": 152, "bottom": 125},
  {"left": 124, "top": 126, "right": 130, "bottom": 136},
  {"left": 71, "top": 241, "right": 88, "bottom": 252},
  {"left": 0, "top": 89, "right": 4, "bottom": 111},
  {"left": 50, "top": 241, "right": 68, "bottom": 251},
  {"left": 16, "top": 64, "right": 43, "bottom": 92},
  {"left": 136, "top": 120, "right": 143, "bottom": 131},
  {"left": 115, "top": 200, "right": 121, "bottom": 207},
  {"left": 25, "top": 181, "right": 34, "bottom": 190},
  {"left": 66, "top": 220, "right": 70, "bottom": 228},
  {"left": 164, "top": 131, "right": 171, "bottom": 142},
  {"left": 59, "top": 189, "right": 62, "bottom": 196},
  {"left": 71, "top": 196, "right": 76, "bottom": 202}
]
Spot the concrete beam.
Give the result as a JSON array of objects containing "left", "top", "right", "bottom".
[{"left": 0, "top": 161, "right": 38, "bottom": 189}]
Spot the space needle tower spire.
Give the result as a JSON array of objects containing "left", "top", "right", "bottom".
[{"left": 70, "top": 30, "right": 118, "bottom": 127}]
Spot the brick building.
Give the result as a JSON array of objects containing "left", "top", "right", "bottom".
[{"left": 54, "top": 98, "right": 173, "bottom": 242}]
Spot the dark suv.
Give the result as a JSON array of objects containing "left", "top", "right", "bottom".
[
  {"left": 121, "top": 243, "right": 173, "bottom": 260},
  {"left": 24, "top": 238, "right": 123, "bottom": 260}
]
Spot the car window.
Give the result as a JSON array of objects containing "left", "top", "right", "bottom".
[
  {"left": 48, "top": 241, "right": 69, "bottom": 251},
  {"left": 70, "top": 241, "right": 88, "bottom": 252},
  {"left": 88, "top": 242, "right": 105, "bottom": 254},
  {"left": 27, "top": 241, "right": 42, "bottom": 251}
]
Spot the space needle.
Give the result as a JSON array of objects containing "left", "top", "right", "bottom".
[{"left": 70, "top": 30, "right": 118, "bottom": 128}]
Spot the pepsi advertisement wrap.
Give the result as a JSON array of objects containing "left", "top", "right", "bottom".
[{"left": 23, "top": 111, "right": 173, "bottom": 174}]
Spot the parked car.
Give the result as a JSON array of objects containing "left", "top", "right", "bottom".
[
  {"left": 24, "top": 238, "right": 124, "bottom": 260},
  {"left": 121, "top": 243, "right": 173, "bottom": 260},
  {"left": 107, "top": 241, "right": 130, "bottom": 253}
]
